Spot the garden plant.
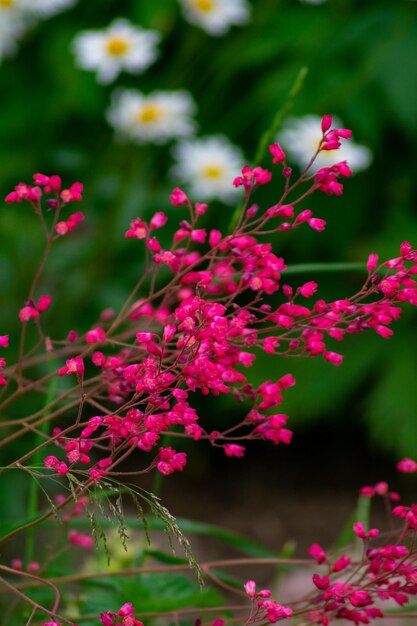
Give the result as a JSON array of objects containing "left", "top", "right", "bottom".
[
  {"left": 1, "top": 115, "right": 417, "bottom": 625},
  {"left": 0, "top": 1, "right": 417, "bottom": 626}
]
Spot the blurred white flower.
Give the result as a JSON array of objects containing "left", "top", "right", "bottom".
[
  {"left": 21, "top": 0, "right": 78, "bottom": 16},
  {"left": 0, "top": 0, "right": 77, "bottom": 65},
  {"left": 107, "top": 90, "right": 196, "bottom": 144},
  {"left": 179, "top": 0, "right": 250, "bottom": 36},
  {"left": 0, "top": 1, "right": 28, "bottom": 63},
  {"left": 279, "top": 115, "right": 372, "bottom": 173},
  {"left": 0, "top": 0, "right": 26, "bottom": 28},
  {"left": 72, "top": 19, "right": 160, "bottom": 84},
  {"left": 171, "top": 135, "right": 244, "bottom": 203},
  {"left": 0, "top": 25, "right": 21, "bottom": 62}
]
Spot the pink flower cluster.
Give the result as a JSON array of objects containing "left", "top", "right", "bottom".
[
  {"left": 3, "top": 115, "right": 417, "bottom": 626},
  {"left": 2, "top": 117, "right": 407, "bottom": 486},
  {"left": 244, "top": 579, "right": 293, "bottom": 622},
  {"left": 5, "top": 174, "right": 83, "bottom": 206},
  {"left": 100, "top": 602, "right": 143, "bottom": 626},
  {"left": 306, "top": 505, "right": 417, "bottom": 625},
  {"left": 19, "top": 294, "right": 52, "bottom": 323},
  {"left": 359, "top": 480, "right": 399, "bottom": 501}
]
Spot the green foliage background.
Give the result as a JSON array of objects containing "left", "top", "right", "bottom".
[{"left": 1, "top": 0, "right": 417, "bottom": 459}]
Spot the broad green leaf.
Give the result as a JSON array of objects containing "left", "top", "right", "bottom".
[{"left": 79, "top": 573, "right": 223, "bottom": 615}]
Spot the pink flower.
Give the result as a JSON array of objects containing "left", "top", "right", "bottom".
[
  {"left": 191, "top": 229, "right": 207, "bottom": 243},
  {"left": 136, "top": 332, "right": 154, "bottom": 343},
  {"left": 234, "top": 165, "right": 272, "bottom": 189},
  {"left": 195, "top": 202, "right": 208, "bottom": 215},
  {"left": 89, "top": 468, "right": 106, "bottom": 482},
  {"left": 125, "top": 218, "right": 148, "bottom": 239},
  {"left": 68, "top": 530, "right": 94, "bottom": 549},
  {"left": 308, "top": 543, "right": 326, "bottom": 564},
  {"left": 33, "top": 173, "right": 62, "bottom": 193},
  {"left": 397, "top": 458, "right": 417, "bottom": 473},
  {"left": 367, "top": 253, "right": 379, "bottom": 273},
  {"left": 150, "top": 211, "right": 168, "bottom": 229},
  {"left": 0, "top": 335, "right": 9, "bottom": 347},
  {"left": 157, "top": 447, "right": 187, "bottom": 475},
  {"left": 60, "top": 182, "right": 83, "bottom": 203},
  {"left": 269, "top": 143, "right": 286, "bottom": 164},
  {"left": 224, "top": 444, "right": 245, "bottom": 458},
  {"left": 5, "top": 183, "right": 42, "bottom": 204},
  {"left": 244, "top": 580, "right": 257, "bottom": 597},
  {"left": 170, "top": 187, "right": 189, "bottom": 206},
  {"left": 353, "top": 521, "right": 366, "bottom": 539},
  {"left": 309, "top": 217, "right": 326, "bottom": 232},
  {"left": 299, "top": 281, "right": 318, "bottom": 298},
  {"left": 19, "top": 304, "right": 38, "bottom": 323},
  {"left": 321, "top": 115, "right": 333, "bottom": 133},
  {"left": 56, "top": 212, "right": 85, "bottom": 236},
  {"left": 86, "top": 327, "right": 106, "bottom": 344},
  {"left": 44, "top": 456, "right": 59, "bottom": 469},
  {"left": 323, "top": 351, "right": 343, "bottom": 366},
  {"left": 332, "top": 555, "right": 351, "bottom": 572},
  {"left": 37, "top": 295, "right": 52, "bottom": 313},
  {"left": 58, "top": 356, "right": 84, "bottom": 377},
  {"left": 312, "top": 574, "right": 330, "bottom": 590},
  {"left": 118, "top": 603, "right": 135, "bottom": 616}
]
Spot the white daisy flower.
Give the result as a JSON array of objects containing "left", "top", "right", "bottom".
[
  {"left": 107, "top": 89, "right": 196, "bottom": 144},
  {"left": 171, "top": 135, "right": 244, "bottom": 203},
  {"left": 279, "top": 115, "right": 372, "bottom": 173},
  {"left": 0, "top": 0, "right": 23, "bottom": 16},
  {"left": 0, "top": 25, "right": 21, "bottom": 62},
  {"left": 20, "top": 0, "right": 78, "bottom": 16},
  {"left": 72, "top": 18, "right": 160, "bottom": 84},
  {"left": 0, "top": 0, "right": 26, "bottom": 28},
  {"left": 179, "top": 0, "right": 250, "bottom": 36},
  {"left": 0, "top": 1, "right": 28, "bottom": 63}
]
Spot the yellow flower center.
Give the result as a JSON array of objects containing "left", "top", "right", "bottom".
[
  {"left": 192, "top": 0, "right": 216, "bottom": 13},
  {"left": 105, "top": 36, "right": 130, "bottom": 57},
  {"left": 202, "top": 164, "right": 224, "bottom": 179},
  {"left": 136, "top": 104, "right": 162, "bottom": 124},
  {"left": 0, "top": 0, "right": 15, "bottom": 7}
]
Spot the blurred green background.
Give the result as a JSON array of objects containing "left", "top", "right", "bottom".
[{"left": 1, "top": 0, "right": 417, "bottom": 464}]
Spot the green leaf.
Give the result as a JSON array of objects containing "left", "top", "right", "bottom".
[
  {"left": 143, "top": 548, "right": 188, "bottom": 565},
  {"left": 79, "top": 573, "right": 223, "bottom": 616},
  {"left": 57, "top": 515, "right": 278, "bottom": 557},
  {"left": 365, "top": 335, "right": 417, "bottom": 457},
  {"left": 155, "top": 517, "right": 280, "bottom": 558}
]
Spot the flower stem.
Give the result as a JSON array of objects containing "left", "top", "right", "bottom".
[{"left": 24, "top": 358, "right": 57, "bottom": 564}]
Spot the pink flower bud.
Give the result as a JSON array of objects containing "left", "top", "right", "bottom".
[
  {"left": 195, "top": 202, "right": 208, "bottom": 215},
  {"left": 309, "top": 218, "right": 326, "bottom": 232},
  {"left": 224, "top": 444, "right": 245, "bottom": 457},
  {"left": 321, "top": 115, "right": 333, "bottom": 133},
  {"left": 308, "top": 543, "right": 326, "bottom": 564},
  {"left": 367, "top": 253, "right": 379, "bottom": 273},
  {"left": 269, "top": 143, "right": 286, "bottom": 163},
  {"left": 244, "top": 580, "right": 256, "bottom": 597},
  {"left": 37, "top": 295, "right": 52, "bottom": 313},
  {"left": 170, "top": 187, "right": 189, "bottom": 206},
  {"left": 299, "top": 281, "right": 318, "bottom": 298},
  {"left": 397, "top": 458, "right": 417, "bottom": 473},
  {"left": 400, "top": 241, "right": 413, "bottom": 258}
]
